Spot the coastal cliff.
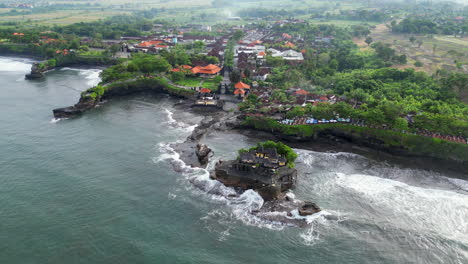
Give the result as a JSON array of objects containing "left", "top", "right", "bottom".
[
  {"left": 240, "top": 116, "right": 468, "bottom": 173},
  {"left": 26, "top": 55, "right": 119, "bottom": 80},
  {"left": 53, "top": 76, "right": 195, "bottom": 118}
]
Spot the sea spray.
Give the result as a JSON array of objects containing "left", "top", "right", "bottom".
[
  {"left": 60, "top": 67, "right": 102, "bottom": 87},
  {"left": 164, "top": 108, "right": 198, "bottom": 132},
  {"left": 0, "top": 57, "right": 32, "bottom": 73}
]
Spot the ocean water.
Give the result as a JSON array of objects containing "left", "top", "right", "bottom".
[{"left": 0, "top": 56, "right": 467, "bottom": 264}]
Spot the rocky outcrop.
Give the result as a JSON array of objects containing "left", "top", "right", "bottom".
[
  {"left": 212, "top": 160, "right": 297, "bottom": 201},
  {"left": 53, "top": 77, "right": 195, "bottom": 119},
  {"left": 299, "top": 201, "right": 321, "bottom": 216},
  {"left": 196, "top": 144, "right": 212, "bottom": 166},
  {"left": 53, "top": 95, "right": 99, "bottom": 118},
  {"left": 25, "top": 62, "right": 46, "bottom": 80}
]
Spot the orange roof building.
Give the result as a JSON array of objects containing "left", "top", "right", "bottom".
[
  {"left": 200, "top": 88, "right": 211, "bottom": 93},
  {"left": 234, "top": 82, "right": 250, "bottom": 89},
  {"left": 295, "top": 89, "right": 309, "bottom": 95},
  {"left": 138, "top": 40, "right": 164, "bottom": 48},
  {"left": 285, "top": 41, "right": 295, "bottom": 48},
  {"left": 234, "top": 88, "right": 245, "bottom": 95},
  {"left": 191, "top": 64, "right": 221, "bottom": 75},
  {"left": 171, "top": 68, "right": 181, "bottom": 72}
]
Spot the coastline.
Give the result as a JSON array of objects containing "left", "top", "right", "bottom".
[
  {"left": 48, "top": 73, "right": 468, "bottom": 175},
  {"left": 2, "top": 51, "right": 458, "bottom": 173}
]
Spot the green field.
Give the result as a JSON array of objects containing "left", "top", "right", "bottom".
[
  {"left": 175, "top": 78, "right": 202, "bottom": 87},
  {"left": 0, "top": 0, "right": 367, "bottom": 25}
]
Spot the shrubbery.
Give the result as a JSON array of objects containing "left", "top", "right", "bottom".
[{"left": 238, "top": 141, "right": 298, "bottom": 168}]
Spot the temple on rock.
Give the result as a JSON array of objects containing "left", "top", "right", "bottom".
[
  {"left": 212, "top": 143, "right": 297, "bottom": 200},
  {"left": 239, "top": 146, "right": 287, "bottom": 169}
]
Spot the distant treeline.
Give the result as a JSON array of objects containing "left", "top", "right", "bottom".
[{"left": 392, "top": 18, "right": 468, "bottom": 36}]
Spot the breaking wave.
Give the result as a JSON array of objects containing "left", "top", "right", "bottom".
[
  {"left": 49, "top": 118, "right": 66, "bottom": 124},
  {"left": 295, "top": 149, "right": 468, "bottom": 256},
  {"left": 60, "top": 67, "right": 102, "bottom": 87},
  {"left": 0, "top": 57, "right": 32, "bottom": 73},
  {"left": 163, "top": 108, "right": 198, "bottom": 132}
]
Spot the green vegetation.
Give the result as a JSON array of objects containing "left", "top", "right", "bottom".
[
  {"left": 392, "top": 18, "right": 468, "bottom": 36},
  {"left": 81, "top": 75, "right": 195, "bottom": 101},
  {"left": 242, "top": 117, "right": 468, "bottom": 162},
  {"left": 174, "top": 78, "right": 202, "bottom": 87},
  {"left": 238, "top": 141, "right": 298, "bottom": 168},
  {"left": 100, "top": 53, "right": 170, "bottom": 83}
]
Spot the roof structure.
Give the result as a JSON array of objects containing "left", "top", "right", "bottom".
[
  {"left": 234, "top": 88, "right": 245, "bottom": 95},
  {"left": 191, "top": 64, "right": 221, "bottom": 75},
  {"left": 200, "top": 88, "right": 211, "bottom": 93},
  {"left": 138, "top": 40, "right": 163, "bottom": 47},
  {"left": 296, "top": 89, "right": 309, "bottom": 95},
  {"left": 235, "top": 82, "right": 251, "bottom": 89},
  {"left": 285, "top": 41, "right": 295, "bottom": 48}
]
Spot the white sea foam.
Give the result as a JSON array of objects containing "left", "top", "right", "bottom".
[
  {"left": 163, "top": 108, "right": 197, "bottom": 132},
  {"left": 49, "top": 118, "right": 65, "bottom": 124},
  {"left": 60, "top": 67, "right": 102, "bottom": 87},
  {"left": 333, "top": 172, "right": 468, "bottom": 245},
  {"left": 0, "top": 57, "right": 32, "bottom": 73},
  {"left": 155, "top": 141, "right": 294, "bottom": 230}
]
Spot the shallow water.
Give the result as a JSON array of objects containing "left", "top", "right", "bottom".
[{"left": 0, "top": 56, "right": 467, "bottom": 264}]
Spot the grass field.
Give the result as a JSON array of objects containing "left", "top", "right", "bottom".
[
  {"left": 354, "top": 23, "right": 468, "bottom": 75},
  {"left": 175, "top": 78, "right": 202, "bottom": 87},
  {"left": 0, "top": 0, "right": 366, "bottom": 25},
  {"left": 201, "top": 79, "right": 218, "bottom": 90}
]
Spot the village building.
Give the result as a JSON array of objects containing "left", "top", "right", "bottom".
[
  {"left": 268, "top": 48, "right": 304, "bottom": 63},
  {"left": 191, "top": 64, "right": 222, "bottom": 78}
]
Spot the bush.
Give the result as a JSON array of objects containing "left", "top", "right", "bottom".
[
  {"left": 414, "top": 61, "right": 423, "bottom": 67},
  {"left": 170, "top": 71, "right": 185, "bottom": 82}
]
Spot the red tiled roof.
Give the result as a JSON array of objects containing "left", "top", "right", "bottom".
[
  {"left": 191, "top": 64, "right": 221, "bottom": 75},
  {"left": 258, "top": 51, "right": 266, "bottom": 56},
  {"left": 282, "top": 33, "right": 292, "bottom": 39},
  {"left": 295, "top": 89, "right": 308, "bottom": 95},
  {"left": 138, "top": 40, "right": 164, "bottom": 47},
  {"left": 285, "top": 41, "right": 295, "bottom": 48},
  {"left": 171, "top": 68, "right": 181, "bottom": 72},
  {"left": 235, "top": 82, "right": 250, "bottom": 89},
  {"left": 234, "top": 88, "right": 245, "bottom": 95},
  {"left": 200, "top": 88, "right": 211, "bottom": 93}
]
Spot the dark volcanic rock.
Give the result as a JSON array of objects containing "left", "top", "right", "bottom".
[
  {"left": 213, "top": 160, "right": 297, "bottom": 201},
  {"left": 25, "top": 72, "right": 44, "bottom": 80},
  {"left": 299, "top": 201, "right": 321, "bottom": 216},
  {"left": 25, "top": 63, "right": 45, "bottom": 80},
  {"left": 196, "top": 143, "right": 212, "bottom": 166},
  {"left": 52, "top": 106, "right": 82, "bottom": 118},
  {"left": 53, "top": 95, "right": 99, "bottom": 118}
]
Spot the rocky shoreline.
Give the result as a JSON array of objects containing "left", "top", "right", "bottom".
[{"left": 169, "top": 109, "right": 323, "bottom": 227}]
